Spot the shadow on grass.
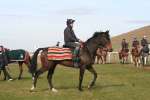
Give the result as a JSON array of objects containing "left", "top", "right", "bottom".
[
  {"left": 33, "top": 83, "right": 126, "bottom": 92},
  {"left": 93, "top": 83, "right": 125, "bottom": 90}
]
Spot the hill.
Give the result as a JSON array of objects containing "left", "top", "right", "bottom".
[{"left": 111, "top": 25, "right": 150, "bottom": 51}]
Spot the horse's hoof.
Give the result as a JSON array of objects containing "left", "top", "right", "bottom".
[
  {"left": 8, "top": 78, "right": 13, "bottom": 81},
  {"left": 3, "top": 78, "right": 6, "bottom": 81},
  {"left": 78, "top": 88, "right": 83, "bottom": 91},
  {"left": 88, "top": 85, "right": 93, "bottom": 90},
  {"left": 30, "top": 86, "right": 35, "bottom": 91},
  {"left": 88, "top": 85, "right": 91, "bottom": 89},
  {"left": 52, "top": 88, "right": 58, "bottom": 93}
]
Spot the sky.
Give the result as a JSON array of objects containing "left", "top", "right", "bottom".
[{"left": 0, "top": 0, "right": 150, "bottom": 51}]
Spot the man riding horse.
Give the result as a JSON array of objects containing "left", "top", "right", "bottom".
[
  {"left": 0, "top": 45, "right": 12, "bottom": 80},
  {"left": 141, "top": 35, "right": 149, "bottom": 53},
  {"left": 119, "top": 39, "right": 129, "bottom": 63},
  {"left": 64, "top": 19, "right": 83, "bottom": 67},
  {"left": 140, "top": 36, "right": 149, "bottom": 65},
  {"left": 141, "top": 35, "right": 148, "bottom": 47},
  {"left": 131, "top": 37, "right": 141, "bottom": 67},
  {"left": 132, "top": 37, "right": 140, "bottom": 49},
  {"left": 121, "top": 38, "right": 129, "bottom": 52}
]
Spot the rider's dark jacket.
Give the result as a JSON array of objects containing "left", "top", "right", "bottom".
[
  {"left": 141, "top": 38, "right": 148, "bottom": 47},
  {"left": 64, "top": 26, "right": 79, "bottom": 43},
  {"left": 121, "top": 41, "right": 128, "bottom": 49},
  {"left": 64, "top": 26, "right": 79, "bottom": 48},
  {"left": 132, "top": 40, "right": 139, "bottom": 47}
]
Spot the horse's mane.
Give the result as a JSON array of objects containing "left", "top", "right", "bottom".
[{"left": 86, "top": 31, "right": 102, "bottom": 43}]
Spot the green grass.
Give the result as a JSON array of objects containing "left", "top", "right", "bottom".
[{"left": 0, "top": 64, "right": 150, "bottom": 100}]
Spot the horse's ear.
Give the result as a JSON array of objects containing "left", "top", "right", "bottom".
[{"left": 106, "top": 30, "right": 109, "bottom": 33}]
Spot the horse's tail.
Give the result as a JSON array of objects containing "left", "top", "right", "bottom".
[
  {"left": 30, "top": 48, "right": 45, "bottom": 74},
  {"left": 24, "top": 51, "right": 32, "bottom": 73}
]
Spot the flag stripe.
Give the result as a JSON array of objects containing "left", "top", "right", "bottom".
[{"left": 47, "top": 47, "right": 72, "bottom": 60}]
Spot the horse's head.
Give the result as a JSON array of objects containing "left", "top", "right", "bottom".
[{"left": 92, "top": 30, "right": 113, "bottom": 52}]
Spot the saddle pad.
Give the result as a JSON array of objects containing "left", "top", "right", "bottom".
[
  {"left": 7, "top": 49, "right": 25, "bottom": 61},
  {"left": 47, "top": 47, "right": 72, "bottom": 60}
]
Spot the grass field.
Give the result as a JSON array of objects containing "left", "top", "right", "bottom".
[{"left": 0, "top": 63, "right": 150, "bottom": 100}]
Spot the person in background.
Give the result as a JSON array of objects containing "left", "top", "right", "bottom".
[
  {"left": 141, "top": 35, "right": 149, "bottom": 53},
  {"left": 132, "top": 37, "right": 140, "bottom": 48},
  {"left": 141, "top": 35, "right": 148, "bottom": 47},
  {"left": 121, "top": 38, "right": 129, "bottom": 52},
  {"left": 64, "top": 19, "right": 82, "bottom": 67}
]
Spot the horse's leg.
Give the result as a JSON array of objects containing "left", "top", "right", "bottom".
[
  {"left": 119, "top": 53, "right": 122, "bottom": 63},
  {"left": 96, "top": 56, "right": 99, "bottom": 64},
  {"left": 135, "top": 57, "right": 137, "bottom": 67},
  {"left": 79, "top": 65, "right": 85, "bottom": 91},
  {"left": 103, "top": 55, "right": 105, "bottom": 64},
  {"left": 47, "top": 64, "right": 57, "bottom": 92},
  {"left": 137, "top": 57, "right": 139, "bottom": 67},
  {"left": 136, "top": 57, "right": 140, "bottom": 67},
  {"left": 101, "top": 56, "right": 103, "bottom": 64},
  {"left": 3, "top": 68, "right": 12, "bottom": 80},
  {"left": 142, "top": 56, "right": 144, "bottom": 66},
  {"left": 138, "top": 57, "right": 141, "bottom": 67},
  {"left": 104, "top": 55, "right": 107, "bottom": 64},
  {"left": 87, "top": 66, "right": 97, "bottom": 89},
  {"left": 18, "top": 62, "right": 23, "bottom": 80},
  {"left": 124, "top": 56, "right": 127, "bottom": 64},
  {"left": 30, "top": 67, "right": 47, "bottom": 91},
  {"left": 133, "top": 56, "right": 136, "bottom": 66},
  {"left": 146, "top": 56, "right": 148, "bottom": 65},
  {"left": 122, "top": 56, "right": 124, "bottom": 64},
  {"left": 144, "top": 56, "right": 147, "bottom": 65},
  {"left": 124, "top": 57, "right": 126, "bottom": 64},
  {"left": 102, "top": 56, "right": 104, "bottom": 64},
  {"left": 0, "top": 70, "right": 3, "bottom": 80},
  {"left": 126, "top": 55, "right": 129, "bottom": 63},
  {"left": 2, "top": 69, "right": 6, "bottom": 80},
  {"left": 24, "top": 60, "right": 33, "bottom": 78},
  {"left": 100, "top": 56, "right": 103, "bottom": 64},
  {"left": 24, "top": 53, "right": 31, "bottom": 73}
]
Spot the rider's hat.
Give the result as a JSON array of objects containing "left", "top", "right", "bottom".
[{"left": 66, "top": 19, "right": 75, "bottom": 25}]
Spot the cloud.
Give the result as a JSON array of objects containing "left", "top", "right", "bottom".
[
  {"left": 126, "top": 20, "right": 150, "bottom": 24},
  {"left": 57, "top": 7, "right": 96, "bottom": 15}
]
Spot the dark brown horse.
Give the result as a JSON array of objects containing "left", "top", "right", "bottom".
[
  {"left": 30, "top": 31, "right": 112, "bottom": 92},
  {"left": 0, "top": 48, "right": 31, "bottom": 80},
  {"left": 119, "top": 49, "right": 129, "bottom": 64},
  {"left": 96, "top": 47, "right": 108, "bottom": 64},
  {"left": 131, "top": 47, "right": 141, "bottom": 67}
]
